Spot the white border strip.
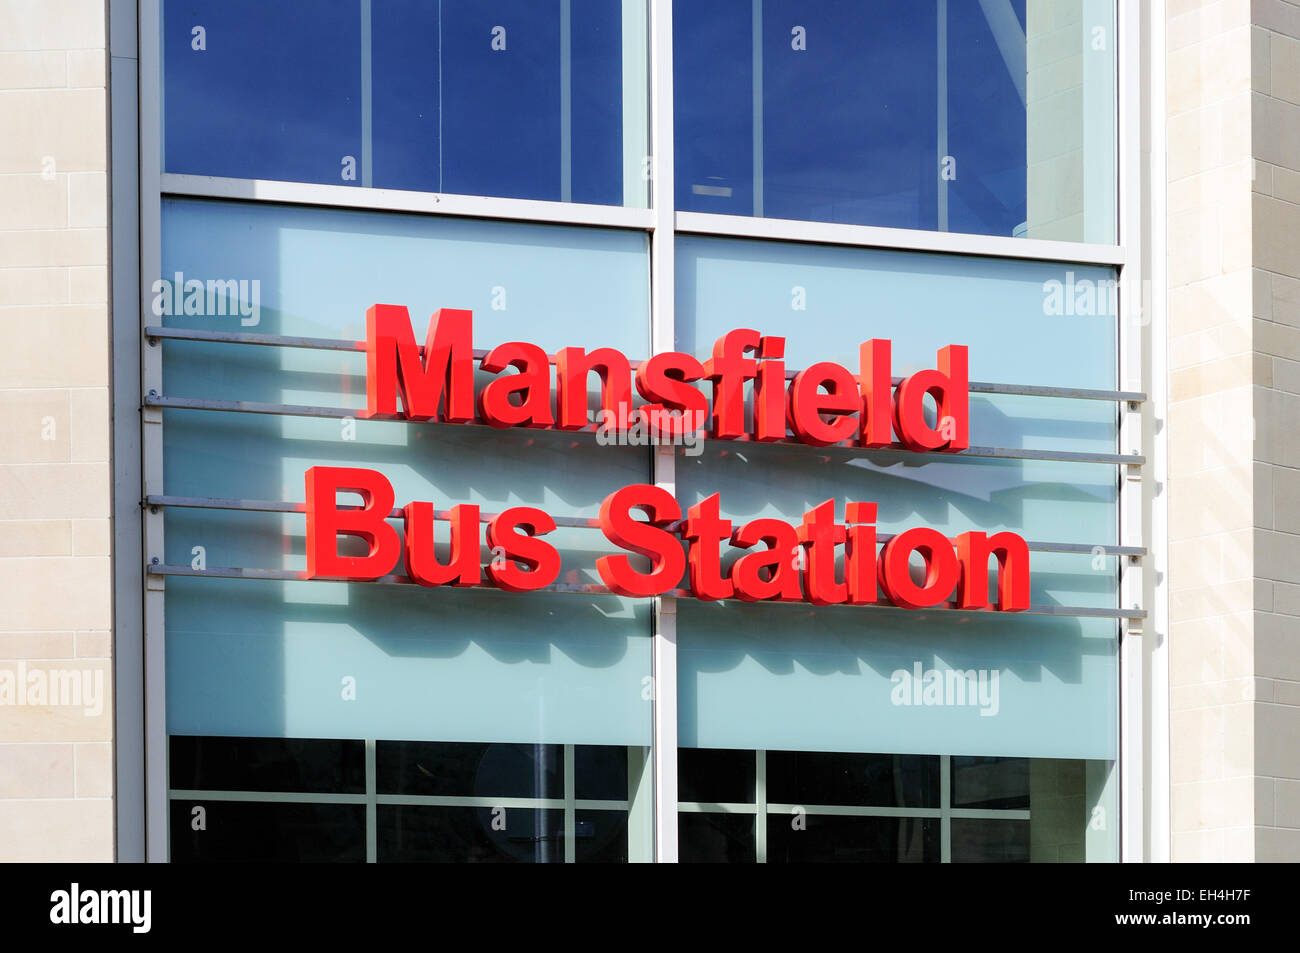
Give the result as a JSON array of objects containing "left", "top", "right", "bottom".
[
  {"left": 675, "top": 210, "right": 1128, "bottom": 265},
  {"left": 160, "top": 173, "right": 657, "bottom": 230}
]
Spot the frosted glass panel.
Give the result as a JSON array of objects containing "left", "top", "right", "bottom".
[
  {"left": 674, "top": 235, "right": 1118, "bottom": 758},
  {"left": 160, "top": 199, "right": 652, "bottom": 744}
]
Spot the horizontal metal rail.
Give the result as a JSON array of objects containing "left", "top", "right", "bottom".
[
  {"left": 146, "top": 563, "right": 1146, "bottom": 620},
  {"left": 144, "top": 494, "right": 1147, "bottom": 558},
  {"left": 143, "top": 395, "right": 1145, "bottom": 466},
  {"left": 143, "top": 325, "right": 1148, "bottom": 403}
]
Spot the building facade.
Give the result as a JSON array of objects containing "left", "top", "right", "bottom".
[{"left": 0, "top": 0, "right": 1296, "bottom": 863}]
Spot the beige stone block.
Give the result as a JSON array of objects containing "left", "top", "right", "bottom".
[
  {"left": 1271, "top": 32, "right": 1300, "bottom": 103},
  {"left": 1169, "top": 207, "right": 1224, "bottom": 286},
  {"left": 1172, "top": 676, "right": 1260, "bottom": 711},
  {"left": 1253, "top": 386, "right": 1300, "bottom": 467},
  {"left": 74, "top": 630, "right": 109, "bottom": 657},
  {"left": 0, "top": 89, "right": 105, "bottom": 174},
  {"left": 1168, "top": 26, "right": 1253, "bottom": 117},
  {"left": 1253, "top": 92, "right": 1300, "bottom": 171},
  {"left": 1172, "top": 706, "right": 1226, "bottom": 783},
  {"left": 0, "top": 266, "right": 67, "bottom": 307},
  {"left": 1258, "top": 775, "right": 1276, "bottom": 825},
  {"left": 69, "top": 387, "right": 109, "bottom": 463},
  {"left": 0, "top": 1, "right": 105, "bottom": 53},
  {"left": 0, "top": 51, "right": 65, "bottom": 88},
  {"left": 1169, "top": 466, "right": 1253, "bottom": 536},
  {"left": 1257, "top": 827, "right": 1300, "bottom": 860},
  {"left": 1222, "top": 826, "right": 1257, "bottom": 860},
  {"left": 1171, "top": 618, "right": 1223, "bottom": 687},
  {"left": 1170, "top": 1, "right": 1251, "bottom": 51},
  {"left": 1172, "top": 777, "right": 1256, "bottom": 831},
  {"left": 1256, "top": 528, "right": 1300, "bottom": 582},
  {"left": 74, "top": 741, "right": 111, "bottom": 797},
  {"left": 1273, "top": 580, "right": 1300, "bottom": 615},
  {"left": 71, "top": 519, "right": 110, "bottom": 556},
  {"left": 1254, "top": 157, "right": 1274, "bottom": 195},
  {"left": 1255, "top": 316, "right": 1300, "bottom": 359},
  {"left": 1274, "top": 167, "right": 1300, "bottom": 209},
  {"left": 1172, "top": 828, "right": 1223, "bottom": 860},
  {"left": 1255, "top": 24, "right": 1273, "bottom": 94},
  {"left": 0, "top": 520, "right": 71, "bottom": 556},
  {"left": 1171, "top": 353, "right": 1254, "bottom": 402},
  {"left": 1273, "top": 464, "right": 1300, "bottom": 531},
  {"left": 0, "top": 389, "right": 69, "bottom": 463},
  {"left": 1254, "top": 267, "right": 1274, "bottom": 318},
  {"left": 1223, "top": 700, "right": 1255, "bottom": 774},
  {"left": 1255, "top": 0, "right": 1300, "bottom": 41},
  {"left": 0, "top": 743, "right": 74, "bottom": 797},
  {"left": 1272, "top": 272, "right": 1300, "bottom": 327},
  {"left": 1275, "top": 778, "right": 1300, "bottom": 827},
  {"left": 0, "top": 632, "right": 73, "bottom": 657},
  {"left": 1170, "top": 586, "right": 1254, "bottom": 624},
  {"left": 0, "top": 798, "right": 112, "bottom": 862},
  {"left": 1170, "top": 534, "right": 1225, "bottom": 590},
  {"left": 0, "top": 463, "right": 108, "bottom": 519},
  {"left": 0, "top": 228, "right": 105, "bottom": 267},
  {"left": 1257, "top": 351, "right": 1276, "bottom": 387},
  {"left": 1169, "top": 270, "right": 1252, "bottom": 335},
  {"left": 1168, "top": 94, "right": 1253, "bottom": 181},
  {"left": 1256, "top": 609, "right": 1300, "bottom": 679},
  {"left": 67, "top": 265, "right": 105, "bottom": 304},
  {"left": 1257, "top": 461, "right": 1275, "bottom": 528},
  {"left": 1255, "top": 195, "right": 1300, "bottom": 278},
  {"left": 0, "top": 173, "right": 66, "bottom": 229},
  {"left": 0, "top": 556, "right": 110, "bottom": 630},
  {"left": 66, "top": 171, "right": 105, "bottom": 228},
  {"left": 1275, "top": 677, "right": 1300, "bottom": 704},
  {"left": 1257, "top": 700, "right": 1300, "bottom": 776},
  {"left": 65, "top": 49, "right": 104, "bottom": 88},
  {"left": 0, "top": 306, "right": 108, "bottom": 388},
  {"left": 1257, "top": 576, "right": 1274, "bottom": 611},
  {"left": 0, "top": 658, "right": 112, "bottom": 742}
]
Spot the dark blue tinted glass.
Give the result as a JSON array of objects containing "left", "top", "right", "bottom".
[
  {"left": 164, "top": 0, "right": 362, "bottom": 185},
  {"left": 164, "top": 0, "right": 632, "bottom": 204},
  {"left": 170, "top": 800, "right": 366, "bottom": 862},
  {"left": 673, "top": 0, "right": 1111, "bottom": 239}
]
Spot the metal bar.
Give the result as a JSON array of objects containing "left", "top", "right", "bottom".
[
  {"left": 160, "top": 173, "right": 657, "bottom": 230},
  {"left": 143, "top": 494, "right": 1147, "bottom": 557},
  {"left": 142, "top": 395, "right": 1146, "bottom": 465},
  {"left": 142, "top": 325, "right": 1148, "bottom": 403},
  {"left": 144, "top": 563, "right": 1147, "bottom": 619}
]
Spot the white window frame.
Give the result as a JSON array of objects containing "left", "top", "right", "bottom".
[{"left": 120, "top": 0, "right": 1168, "bottom": 863}]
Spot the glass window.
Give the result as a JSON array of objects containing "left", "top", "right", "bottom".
[
  {"left": 678, "top": 750, "right": 1115, "bottom": 862},
  {"left": 163, "top": 0, "right": 649, "bottom": 206},
  {"left": 673, "top": 0, "right": 1116, "bottom": 241}
]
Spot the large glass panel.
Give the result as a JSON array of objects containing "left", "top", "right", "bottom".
[
  {"left": 157, "top": 199, "right": 654, "bottom": 859},
  {"left": 163, "top": 0, "right": 649, "bottom": 206},
  {"left": 674, "top": 0, "right": 1117, "bottom": 242},
  {"left": 674, "top": 235, "right": 1120, "bottom": 761}
]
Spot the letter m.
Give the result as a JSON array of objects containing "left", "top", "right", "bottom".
[{"left": 366, "top": 304, "right": 474, "bottom": 421}]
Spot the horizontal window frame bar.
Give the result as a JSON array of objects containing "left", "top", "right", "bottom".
[
  {"left": 161, "top": 174, "right": 656, "bottom": 230},
  {"left": 168, "top": 790, "right": 627, "bottom": 810},
  {"left": 159, "top": 176, "right": 1127, "bottom": 268},
  {"left": 143, "top": 325, "right": 1148, "bottom": 403},
  {"left": 145, "top": 563, "right": 1147, "bottom": 620},
  {"left": 143, "top": 395, "right": 1145, "bottom": 466},
  {"left": 674, "top": 211, "right": 1128, "bottom": 267},
  {"left": 144, "top": 494, "right": 1145, "bottom": 558},
  {"left": 677, "top": 802, "right": 1030, "bottom": 821}
]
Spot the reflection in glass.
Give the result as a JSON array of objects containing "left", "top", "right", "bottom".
[
  {"left": 163, "top": 0, "right": 648, "bottom": 206},
  {"left": 674, "top": 0, "right": 1116, "bottom": 241}
]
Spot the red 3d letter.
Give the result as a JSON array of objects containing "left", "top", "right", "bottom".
[
  {"left": 403, "top": 502, "right": 482, "bottom": 587},
  {"left": 305, "top": 466, "right": 401, "bottom": 580},
  {"left": 956, "top": 531, "right": 1030, "bottom": 611},
  {"left": 485, "top": 507, "right": 561, "bottom": 592},
  {"left": 366, "top": 305, "right": 475, "bottom": 422},
  {"left": 595, "top": 484, "right": 685, "bottom": 597},
  {"left": 878, "top": 527, "right": 961, "bottom": 609},
  {"left": 892, "top": 345, "right": 969, "bottom": 452},
  {"left": 478, "top": 342, "right": 555, "bottom": 428}
]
